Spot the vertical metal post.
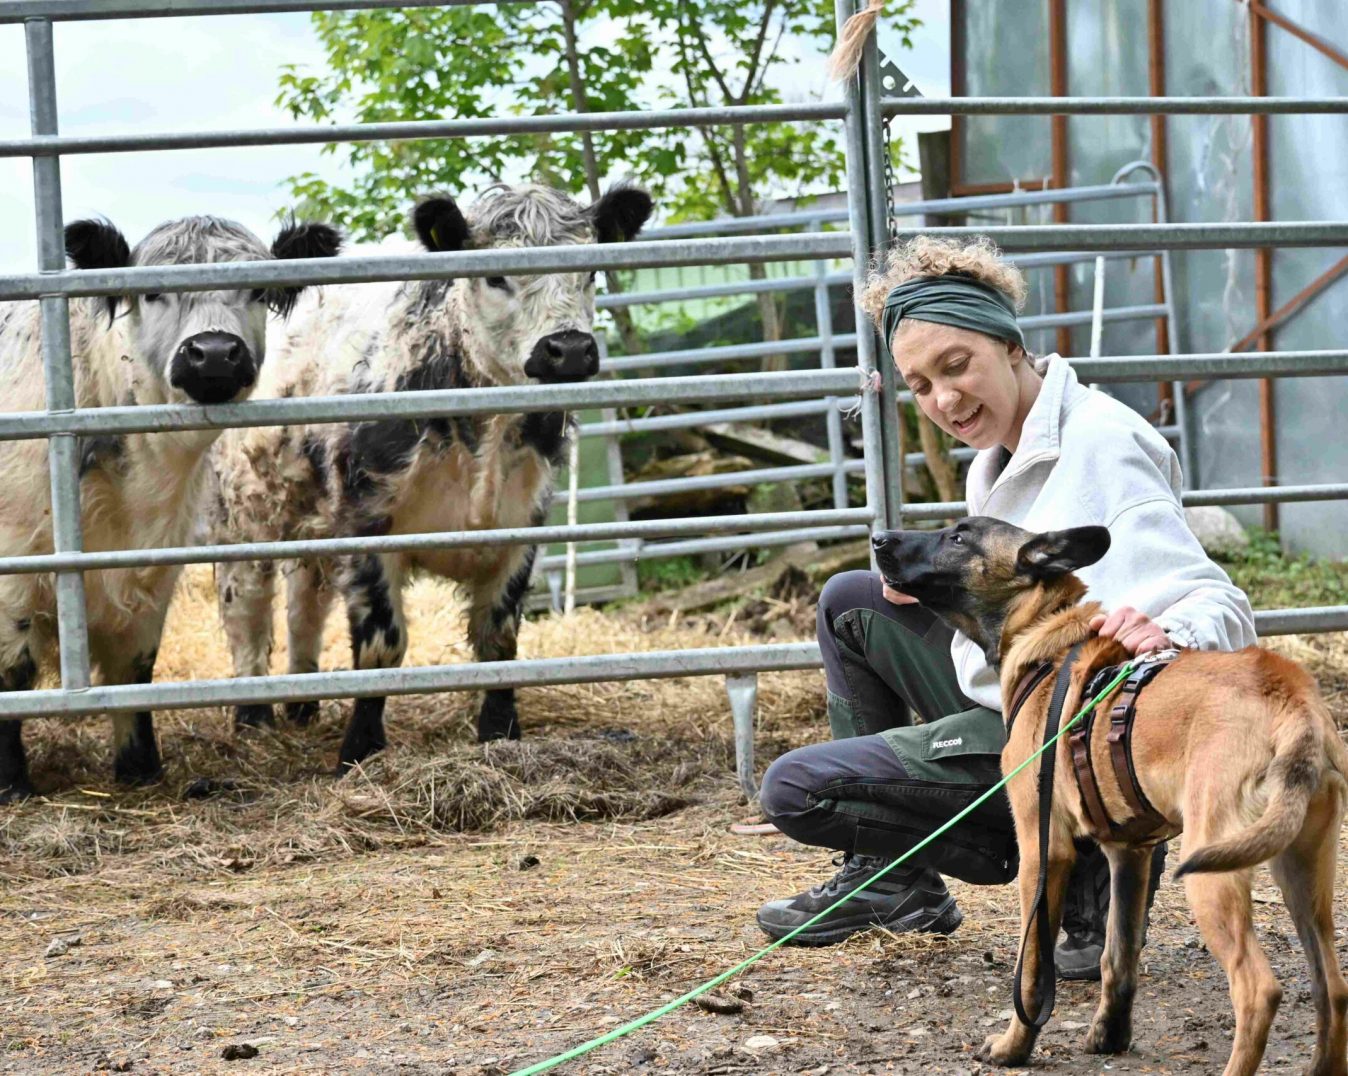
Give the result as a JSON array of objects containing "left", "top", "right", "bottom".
[
  {"left": 725, "top": 673, "right": 759, "bottom": 803},
  {"left": 597, "top": 335, "right": 639, "bottom": 599},
  {"left": 1250, "top": 2, "right": 1278, "bottom": 532},
  {"left": 851, "top": 0, "right": 903, "bottom": 528},
  {"left": 836, "top": 0, "right": 890, "bottom": 534},
  {"left": 26, "top": 18, "right": 90, "bottom": 691},
  {"left": 812, "top": 232, "right": 848, "bottom": 511}
]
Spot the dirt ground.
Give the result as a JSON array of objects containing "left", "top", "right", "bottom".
[{"left": 3, "top": 567, "right": 1348, "bottom": 1075}]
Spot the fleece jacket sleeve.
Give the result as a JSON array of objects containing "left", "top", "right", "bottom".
[{"left": 1097, "top": 495, "right": 1258, "bottom": 652}]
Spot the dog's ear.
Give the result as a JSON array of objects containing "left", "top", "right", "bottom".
[
  {"left": 412, "top": 195, "right": 470, "bottom": 253},
  {"left": 1015, "top": 526, "right": 1110, "bottom": 581}
]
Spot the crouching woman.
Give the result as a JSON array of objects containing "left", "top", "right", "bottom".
[{"left": 755, "top": 236, "right": 1255, "bottom": 979}]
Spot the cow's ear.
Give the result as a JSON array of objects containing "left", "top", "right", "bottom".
[
  {"left": 413, "top": 196, "right": 470, "bottom": 253},
  {"left": 65, "top": 218, "right": 130, "bottom": 323},
  {"left": 1016, "top": 526, "right": 1111, "bottom": 581},
  {"left": 266, "top": 219, "right": 343, "bottom": 317},
  {"left": 590, "top": 183, "right": 653, "bottom": 243}
]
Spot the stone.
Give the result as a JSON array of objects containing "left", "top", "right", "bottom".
[{"left": 1184, "top": 506, "right": 1249, "bottom": 557}]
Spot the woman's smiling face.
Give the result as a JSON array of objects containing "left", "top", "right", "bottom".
[{"left": 891, "top": 318, "right": 1032, "bottom": 452}]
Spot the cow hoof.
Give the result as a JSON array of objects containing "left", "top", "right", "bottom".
[
  {"left": 114, "top": 751, "right": 164, "bottom": 787},
  {"left": 284, "top": 700, "right": 319, "bottom": 727},
  {"left": 234, "top": 704, "right": 276, "bottom": 730},
  {"left": 0, "top": 780, "right": 35, "bottom": 805},
  {"left": 335, "top": 730, "right": 386, "bottom": 775},
  {"left": 477, "top": 694, "right": 521, "bottom": 742}
]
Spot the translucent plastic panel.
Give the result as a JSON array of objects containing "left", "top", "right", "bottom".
[{"left": 957, "top": 2, "right": 1051, "bottom": 185}]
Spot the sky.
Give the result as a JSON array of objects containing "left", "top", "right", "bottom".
[{"left": 0, "top": 1, "right": 951, "bottom": 274}]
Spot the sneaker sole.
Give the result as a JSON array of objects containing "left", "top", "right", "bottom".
[{"left": 757, "top": 896, "right": 963, "bottom": 947}]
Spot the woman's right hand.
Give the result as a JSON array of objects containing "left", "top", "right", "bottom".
[{"left": 880, "top": 577, "right": 919, "bottom": 605}]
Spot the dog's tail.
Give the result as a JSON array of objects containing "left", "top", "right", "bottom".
[{"left": 1175, "top": 699, "right": 1327, "bottom": 879}]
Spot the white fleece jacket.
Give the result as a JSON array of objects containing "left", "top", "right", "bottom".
[{"left": 953, "top": 355, "right": 1257, "bottom": 710}]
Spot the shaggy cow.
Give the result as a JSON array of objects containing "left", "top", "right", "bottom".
[
  {"left": 0, "top": 215, "right": 341, "bottom": 802},
  {"left": 209, "top": 182, "right": 652, "bottom": 771}
]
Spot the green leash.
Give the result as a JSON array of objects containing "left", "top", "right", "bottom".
[{"left": 509, "top": 659, "right": 1138, "bottom": 1076}]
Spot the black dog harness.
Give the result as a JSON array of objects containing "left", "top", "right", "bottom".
[
  {"left": 1070, "top": 650, "right": 1184, "bottom": 844},
  {"left": 1008, "top": 646, "right": 1182, "bottom": 1028}
]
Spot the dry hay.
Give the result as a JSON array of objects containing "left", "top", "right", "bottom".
[{"left": 2, "top": 565, "right": 822, "bottom": 885}]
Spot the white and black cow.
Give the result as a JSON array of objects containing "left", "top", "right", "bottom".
[
  {"left": 209, "top": 182, "right": 652, "bottom": 771},
  {"left": 0, "top": 215, "right": 341, "bottom": 801}
]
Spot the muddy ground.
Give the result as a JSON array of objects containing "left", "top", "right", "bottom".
[{"left": 2, "top": 568, "right": 1346, "bottom": 1074}]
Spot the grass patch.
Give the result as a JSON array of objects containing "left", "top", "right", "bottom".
[{"left": 1216, "top": 530, "right": 1348, "bottom": 610}]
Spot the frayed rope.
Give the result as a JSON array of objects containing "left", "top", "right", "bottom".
[
  {"left": 842, "top": 367, "right": 885, "bottom": 418},
  {"left": 827, "top": 0, "right": 885, "bottom": 81}
]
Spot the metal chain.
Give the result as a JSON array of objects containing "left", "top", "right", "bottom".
[{"left": 880, "top": 111, "right": 900, "bottom": 248}]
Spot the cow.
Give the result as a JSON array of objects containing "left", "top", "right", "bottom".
[
  {"left": 0, "top": 215, "right": 342, "bottom": 802},
  {"left": 208, "top": 182, "right": 653, "bottom": 773}
]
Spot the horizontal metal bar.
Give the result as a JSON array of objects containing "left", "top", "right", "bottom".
[
  {"left": 578, "top": 398, "right": 839, "bottom": 438},
  {"left": 0, "top": 0, "right": 507, "bottom": 18},
  {"left": 1253, "top": 607, "right": 1348, "bottom": 635},
  {"left": 643, "top": 182, "right": 1160, "bottom": 239},
  {"left": 0, "top": 102, "right": 847, "bottom": 159},
  {"left": 0, "top": 368, "right": 860, "bottom": 440},
  {"left": 597, "top": 272, "right": 851, "bottom": 309},
  {"left": 538, "top": 524, "right": 872, "bottom": 569},
  {"left": 576, "top": 460, "right": 866, "bottom": 504},
  {"left": 2, "top": 600, "right": 1340, "bottom": 721},
  {"left": 1022, "top": 304, "right": 1168, "bottom": 331},
  {"left": 0, "top": 643, "right": 828, "bottom": 720},
  {"left": 882, "top": 96, "right": 1348, "bottom": 115},
  {"left": 0, "top": 509, "right": 874, "bottom": 576},
  {"left": 1013, "top": 250, "right": 1170, "bottom": 269},
  {"left": 1071, "top": 350, "right": 1348, "bottom": 381},
  {"left": 905, "top": 223, "right": 1348, "bottom": 251},
  {"left": 1184, "top": 484, "right": 1348, "bottom": 507},
  {"left": 895, "top": 481, "right": 1348, "bottom": 524},
  {"left": 0, "top": 233, "right": 854, "bottom": 302},
  {"left": 605, "top": 335, "right": 858, "bottom": 373}
]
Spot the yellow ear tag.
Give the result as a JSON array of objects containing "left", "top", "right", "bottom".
[{"left": 430, "top": 224, "right": 442, "bottom": 249}]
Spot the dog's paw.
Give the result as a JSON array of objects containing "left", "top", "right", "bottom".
[
  {"left": 1084, "top": 1018, "right": 1132, "bottom": 1055},
  {"left": 976, "top": 1031, "right": 1033, "bottom": 1067}
]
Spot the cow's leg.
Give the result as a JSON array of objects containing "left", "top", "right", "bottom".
[
  {"left": 217, "top": 559, "right": 277, "bottom": 729},
  {"left": 467, "top": 546, "right": 535, "bottom": 742},
  {"left": 99, "top": 647, "right": 164, "bottom": 787},
  {"left": 0, "top": 633, "right": 38, "bottom": 804},
  {"left": 283, "top": 558, "right": 333, "bottom": 726},
  {"left": 336, "top": 553, "right": 407, "bottom": 771}
]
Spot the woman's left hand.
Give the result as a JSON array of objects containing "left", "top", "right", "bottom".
[{"left": 1088, "top": 606, "right": 1172, "bottom": 655}]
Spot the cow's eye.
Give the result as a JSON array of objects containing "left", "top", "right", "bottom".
[
  {"left": 250, "top": 289, "right": 267, "bottom": 304},
  {"left": 588, "top": 271, "right": 598, "bottom": 285},
  {"left": 143, "top": 293, "right": 163, "bottom": 303},
  {"left": 485, "top": 276, "right": 510, "bottom": 291}
]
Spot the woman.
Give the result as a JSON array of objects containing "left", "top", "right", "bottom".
[{"left": 756, "top": 236, "right": 1256, "bottom": 979}]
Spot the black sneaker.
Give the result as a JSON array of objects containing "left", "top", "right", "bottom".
[{"left": 756, "top": 854, "right": 962, "bottom": 946}]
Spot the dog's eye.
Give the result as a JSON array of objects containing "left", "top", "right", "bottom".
[
  {"left": 950, "top": 533, "right": 964, "bottom": 545},
  {"left": 485, "top": 276, "right": 511, "bottom": 291}
]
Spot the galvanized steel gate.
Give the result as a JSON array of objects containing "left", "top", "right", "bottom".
[{"left": 2, "top": 0, "right": 1348, "bottom": 800}]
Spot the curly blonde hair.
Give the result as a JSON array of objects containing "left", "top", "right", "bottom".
[{"left": 858, "top": 235, "right": 1028, "bottom": 329}]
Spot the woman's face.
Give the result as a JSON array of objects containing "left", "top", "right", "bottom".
[{"left": 891, "top": 319, "right": 1029, "bottom": 451}]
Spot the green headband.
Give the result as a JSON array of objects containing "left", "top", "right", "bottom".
[{"left": 879, "top": 274, "right": 1025, "bottom": 361}]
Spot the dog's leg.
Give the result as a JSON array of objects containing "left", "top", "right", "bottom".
[
  {"left": 977, "top": 824, "right": 1076, "bottom": 1066},
  {"left": 1271, "top": 786, "right": 1348, "bottom": 1076},
  {"left": 1085, "top": 842, "right": 1155, "bottom": 1054},
  {"left": 1185, "top": 857, "right": 1281, "bottom": 1076}
]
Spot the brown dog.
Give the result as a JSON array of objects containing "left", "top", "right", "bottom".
[{"left": 872, "top": 518, "right": 1348, "bottom": 1076}]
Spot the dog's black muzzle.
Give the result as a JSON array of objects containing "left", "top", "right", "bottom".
[{"left": 871, "top": 529, "right": 941, "bottom": 589}]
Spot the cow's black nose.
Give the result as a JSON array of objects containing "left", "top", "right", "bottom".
[
  {"left": 170, "top": 331, "right": 256, "bottom": 404},
  {"left": 525, "top": 330, "right": 600, "bottom": 383},
  {"left": 182, "top": 331, "right": 245, "bottom": 371}
]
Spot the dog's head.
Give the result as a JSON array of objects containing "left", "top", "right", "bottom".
[{"left": 871, "top": 517, "right": 1111, "bottom": 666}]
